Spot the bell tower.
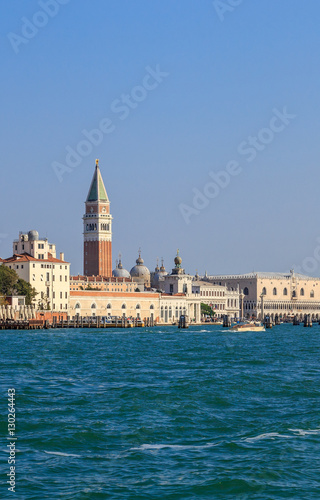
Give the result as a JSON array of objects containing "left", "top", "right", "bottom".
[{"left": 83, "top": 160, "right": 113, "bottom": 277}]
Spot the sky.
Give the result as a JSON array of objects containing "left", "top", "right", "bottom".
[{"left": 1, "top": 0, "right": 320, "bottom": 277}]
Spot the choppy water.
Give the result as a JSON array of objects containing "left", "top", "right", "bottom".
[{"left": 1, "top": 324, "right": 320, "bottom": 499}]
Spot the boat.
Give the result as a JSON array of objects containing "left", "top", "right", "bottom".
[{"left": 229, "top": 321, "right": 265, "bottom": 332}]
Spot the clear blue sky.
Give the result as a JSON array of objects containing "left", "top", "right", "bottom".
[{"left": 1, "top": 0, "right": 320, "bottom": 276}]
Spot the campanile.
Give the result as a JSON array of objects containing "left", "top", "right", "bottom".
[{"left": 83, "top": 160, "right": 113, "bottom": 277}]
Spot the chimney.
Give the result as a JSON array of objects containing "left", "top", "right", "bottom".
[{"left": 60, "top": 252, "right": 64, "bottom": 261}]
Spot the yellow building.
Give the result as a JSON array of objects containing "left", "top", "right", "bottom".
[{"left": 1, "top": 253, "right": 70, "bottom": 312}]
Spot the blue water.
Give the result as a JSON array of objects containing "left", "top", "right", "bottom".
[{"left": 1, "top": 324, "right": 320, "bottom": 499}]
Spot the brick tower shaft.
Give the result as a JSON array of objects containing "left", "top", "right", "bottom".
[{"left": 83, "top": 160, "right": 113, "bottom": 277}]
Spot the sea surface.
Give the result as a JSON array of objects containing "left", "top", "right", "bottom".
[{"left": 1, "top": 324, "right": 320, "bottom": 499}]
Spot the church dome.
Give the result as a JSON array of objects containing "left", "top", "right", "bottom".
[
  {"left": 130, "top": 251, "right": 150, "bottom": 281},
  {"left": 112, "top": 259, "right": 131, "bottom": 279}
]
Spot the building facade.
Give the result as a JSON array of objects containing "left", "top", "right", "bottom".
[
  {"left": 206, "top": 271, "right": 320, "bottom": 320},
  {"left": 69, "top": 291, "right": 160, "bottom": 322},
  {"left": 2, "top": 253, "right": 70, "bottom": 312},
  {"left": 13, "top": 230, "right": 57, "bottom": 260},
  {"left": 83, "top": 160, "right": 113, "bottom": 277}
]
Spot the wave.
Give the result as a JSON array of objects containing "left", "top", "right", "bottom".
[
  {"left": 131, "top": 443, "right": 219, "bottom": 451},
  {"left": 243, "top": 432, "right": 293, "bottom": 442},
  {"left": 289, "top": 428, "right": 320, "bottom": 436},
  {"left": 44, "top": 451, "right": 81, "bottom": 458}
]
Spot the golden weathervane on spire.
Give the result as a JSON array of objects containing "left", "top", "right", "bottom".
[{"left": 96, "top": 159, "right": 99, "bottom": 167}]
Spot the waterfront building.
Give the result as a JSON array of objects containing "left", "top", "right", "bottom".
[
  {"left": 157, "top": 251, "right": 240, "bottom": 322},
  {"left": 69, "top": 290, "right": 160, "bottom": 322},
  {"left": 206, "top": 271, "right": 320, "bottom": 320},
  {"left": 1, "top": 252, "right": 70, "bottom": 312},
  {"left": 83, "top": 160, "right": 113, "bottom": 277},
  {"left": 192, "top": 280, "right": 239, "bottom": 319}
]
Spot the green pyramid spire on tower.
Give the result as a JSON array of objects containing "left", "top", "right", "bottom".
[{"left": 86, "top": 159, "right": 109, "bottom": 202}]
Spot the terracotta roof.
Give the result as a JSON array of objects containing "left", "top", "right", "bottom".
[{"left": 2, "top": 253, "right": 69, "bottom": 264}]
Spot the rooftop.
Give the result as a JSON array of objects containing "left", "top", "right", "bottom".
[{"left": 207, "top": 272, "right": 320, "bottom": 281}]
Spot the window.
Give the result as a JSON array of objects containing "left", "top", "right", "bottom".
[
  {"left": 60, "top": 292, "right": 62, "bottom": 299},
  {"left": 262, "top": 287, "right": 266, "bottom": 295},
  {"left": 91, "top": 303, "right": 97, "bottom": 309},
  {"left": 300, "top": 288, "right": 304, "bottom": 296},
  {"left": 32, "top": 274, "right": 35, "bottom": 281},
  {"left": 107, "top": 304, "right": 112, "bottom": 309},
  {"left": 136, "top": 304, "right": 141, "bottom": 309},
  {"left": 46, "top": 273, "right": 50, "bottom": 281},
  {"left": 283, "top": 288, "right": 288, "bottom": 296},
  {"left": 150, "top": 305, "right": 154, "bottom": 310},
  {"left": 75, "top": 303, "right": 81, "bottom": 309},
  {"left": 122, "top": 304, "right": 126, "bottom": 309},
  {"left": 243, "top": 287, "right": 249, "bottom": 296},
  {"left": 170, "top": 284, "right": 174, "bottom": 293},
  {"left": 65, "top": 276, "right": 67, "bottom": 282},
  {"left": 53, "top": 292, "right": 55, "bottom": 299},
  {"left": 53, "top": 275, "right": 55, "bottom": 281},
  {"left": 65, "top": 292, "right": 68, "bottom": 299},
  {"left": 273, "top": 288, "right": 277, "bottom": 296},
  {"left": 311, "top": 290, "right": 315, "bottom": 298},
  {"left": 60, "top": 276, "right": 62, "bottom": 282},
  {"left": 41, "top": 274, "right": 44, "bottom": 281}
]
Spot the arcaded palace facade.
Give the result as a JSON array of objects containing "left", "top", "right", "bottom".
[{"left": 206, "top": 271, "right": 320, "bottom": 320}]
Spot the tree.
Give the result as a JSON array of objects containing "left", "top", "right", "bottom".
[
  {"left": 201, "top": 303, "right": 215, "bottom": 318},
  {"left": 15, "top": 279, "right": 37, "bottom": 306},
  {"left": 0, "top": 296, "right": 8, "bottom": 306},
  {"left": 0, "top": 264, "right": 37, "bottom": 305},
  {"left": 0, "top": 265, "right": 18, "bottom": 296}
]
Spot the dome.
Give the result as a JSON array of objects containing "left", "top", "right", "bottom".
[
  {"left": 28, "top": 230, "right": 39, "bottom": 241},
  {"left": 112, "top": 259, "right": 131, "bottom": 279},
  {"left": 130, "top": 251, "right": 150, "bottom": 281},
  {"left": 174, "top": 250, "right": 182, "bottom": 267}
]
